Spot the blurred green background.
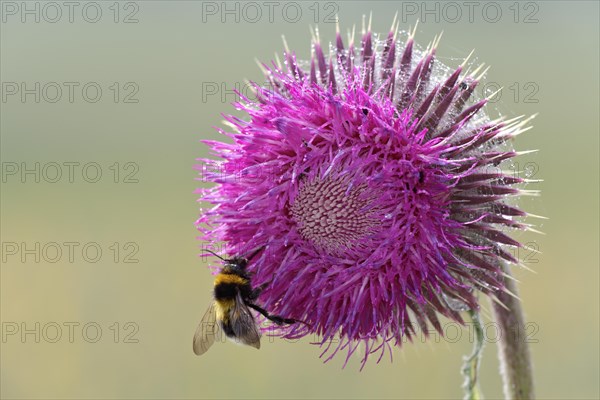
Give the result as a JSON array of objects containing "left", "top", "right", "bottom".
[{"left": 1, "top": 1, "right": 598, "bottom": 399}]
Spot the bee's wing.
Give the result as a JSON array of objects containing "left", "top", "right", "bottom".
[
  {"left": 193, "top": 302, "right": 221, "bottom": 356},
  {"left": 231, "top": 293, "right": 261, "bottom": 349}
]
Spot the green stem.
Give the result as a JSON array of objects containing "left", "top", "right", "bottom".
[
  {"left": 491, "top": 262, "right": 535, "bottom": 399},
  {"left": 462, "top": 309, "right": 485, "bottom": 400}
]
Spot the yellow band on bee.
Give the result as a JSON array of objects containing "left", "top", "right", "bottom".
[
  {"left": 214, "top": 273, "right": 248, "bottom": 286},
  {"left": 215, "top": 298, "right": 235, "bottom": 321}
]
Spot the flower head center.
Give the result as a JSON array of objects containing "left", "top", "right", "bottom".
[{"left": 290, "top": 175, "right": 380, "bottom": 254}]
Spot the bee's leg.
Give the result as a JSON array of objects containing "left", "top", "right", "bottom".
[
  {"left": 246, "top": 302, "right": 298, "bottom": 325},
  {"left": 248, "top": 283, "right": 268, "bottom": 301}
]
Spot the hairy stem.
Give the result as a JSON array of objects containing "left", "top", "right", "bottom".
[
  {"left": 462, "top": 309, "right": 485, "bottom": 400},
  {"left": 491, "top": 262, "right": 535, "bottom": 399}
]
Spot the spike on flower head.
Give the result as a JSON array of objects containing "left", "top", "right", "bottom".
[{"left": 196, "top": 20, "right": 536, "bottom": 369}]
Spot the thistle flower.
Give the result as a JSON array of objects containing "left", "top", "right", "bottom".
[{"left": 196, "top": 18, "right": 535, "bottom": 368}]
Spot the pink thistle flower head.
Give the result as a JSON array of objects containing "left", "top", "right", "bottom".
[{"left": 196, "top": 19, "right": 536, "bottom": 368}]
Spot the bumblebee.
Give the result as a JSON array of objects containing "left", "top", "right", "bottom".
[{"left": 193, "top": 248, "right": 298, "bottom": 355}]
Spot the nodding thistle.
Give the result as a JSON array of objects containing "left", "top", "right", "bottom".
[{"left": 196, "top": 17, "right": 537, "bottom": 369}]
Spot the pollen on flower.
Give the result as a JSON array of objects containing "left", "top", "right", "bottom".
[{"left": 289, "top": 174, "right": 381, "bottom": 255}]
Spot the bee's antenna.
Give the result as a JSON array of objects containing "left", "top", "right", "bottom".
[{"left": 203, "top": 249, "right": 226, "bottom": 262}]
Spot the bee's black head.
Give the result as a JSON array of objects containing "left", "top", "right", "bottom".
[
  {"left": 205, "top": 247, "right": 263, "bottom": 276},
  {"left": 225, "top": 256, "right": 248, "bottom": 271}
]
